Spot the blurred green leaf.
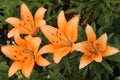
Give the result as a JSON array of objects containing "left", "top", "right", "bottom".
[
  {"left": 0, "top": 62, "right": 9, "bottom": 80},
  {"left": 105, "top": 53, "right": 120, "bottom": 63},
  {"left": 101, "top": 60, "right": 113, "bottom": 73},
  {"left": 115, "top": 76, "right": 120, "bottom": 80}
]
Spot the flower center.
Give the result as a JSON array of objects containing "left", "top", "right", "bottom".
[
  {"left": 24, "top": 48, "right": 34, "bottom": 57},
  {"left": 89, "top": 43, "right": 99, "bottom": 54}
]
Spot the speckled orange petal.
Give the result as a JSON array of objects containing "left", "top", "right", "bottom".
[
  {"left": 86, "top": 24, "right": 96, "bottom": 42},
  {"left": 41, "top": 25, "right": 68, "bottom": 45},
  {"left": 38, "top": 44, "right": 62, "bottom": 55},
  {"left": 7, "top": 28, "right": 30, "bottom": 38},
  {"left": 102, "top": 46, "right": 119, "bottom": 57},
  {"left": 35, "top": 7, "right": 47, "bottom": 28},
  {"left": 14, "top": 31, "right": 27, "bottom": 48},
  {"left": 22, "top": 58, "right": 34, "bottom": 78},
  {"left": 1, "top": 45, "right": 27, "bottom": 60},
  {"left": 65, "top": 15, "right": 79, "bottom": 42},
  {"left": 92, "top": 52, "right": 102, "bottom": 62},
  {"left": 8, "top": 61, "right": 23, "bottom": 77},
  {"left": 94, "top": 33, "right": 107, "bottom": 51},
  {"left": 20, "top": 20, "right": 34, "bottom": 32},
  {"left": 76, "top": 41, "right": 92, "bottom": 55},
  {"left": 79, "top": 55, "right": 93, "bottom": 69},
  {"left": 20, "top": 3, "right": 34, "bottom": 29},
  {"left": 5, "top": 17, "right": 20, "bottom": 28},
  {"left": 58, "top": 10, "right": 67, "bottom": 32},
  {"left": 36, "top": 55, "right": 50, "bottom": 66},
  {"left": 53, "top": 47, "right": 71, "bottom": 63}
]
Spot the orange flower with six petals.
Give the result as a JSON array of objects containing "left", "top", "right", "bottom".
[
  {"left": 75, "top": 24, "right": 119, "bottom": 69},
  {"left": 5, "top": 3, "right": 46, "bottom": 38},
  {"left": 38, "top": 11, "right": 79, "bottom": 63},
  {"left": 1, "top": 32, "right": 50, "bottom": 78}
]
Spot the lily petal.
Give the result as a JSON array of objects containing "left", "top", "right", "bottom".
[
  {"left": 36, "top": 56, "right": 50, "bottom": 66},
  {"left": 1, "top": 45, "right": 27, "bottom": 60},
  {"left": 94, "top": 33, "right": 107, "bottom": 51},
  {"left": 22, "top": 58, "right": 34, "bottom": 78},
  {"left": 79, "top": 55, "right": 93, "bottom": 69},
  {"left": 75, "top": 41, "right": 92, "bottom": 55},
  {"left": 35, "top": 7, "right": 46, "bottom": 28},
  {"left": 7, "top": 27, "right": 30, "bottom": 38},
  {"left": 86, "top": 24, "right": 96, "bottom": 42},
  {"left": 25, "top": 36, "right": 41, "bottom": 55},
  {"left": 20, "top": 3, "right": 34, "bottom": 29},
  {"left": 92, "top": 52, "right": 102, "bottom": 62},
  {"left": 53, "top": 47, "right": 71, "bottom": 63},
  {"left": 38, "top": 44, "right": 62, "bottom": 55},
  {"left": 5, "top": 17, "right": 20, "bottom": 27},
  {"left": 8, "top": 61, "right": 23, "bottom": 77},
  {"left": 14, "top": 31, "right": 27, "bottom": 48},
  {"left": 41, "top": 25, "right": 68, "bottom": 45},
  {"left": 65, "top": 15, "right": 79, "bottom": 42},
  {"left": 58, "top": 10, "right": 67, "bottom": 32},
  {"left": 102, "top": 46, "right": 119, "bottom": 57},
  {"left": 7, "top": 28, "right": 17, "bottom": 38}
]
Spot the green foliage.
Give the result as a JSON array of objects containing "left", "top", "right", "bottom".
[{"left": 0, "top": 0, "right": 120, "bottom": 80}]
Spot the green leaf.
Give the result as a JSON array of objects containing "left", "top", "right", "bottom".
[
  {"left": 108, "top": 32, "right": 114, "bottom": 40},
  {"left": 105, "top": 53, "right": 120, "bottom": 63},
  {"left": 114, "top": 76, "right": 120, "bottom": 80},
  {"left": 63, "top": 57, "right": 71, "bottom": 74},
  {"left": 77, "top": 26, "right": 86, "bottom": 42},
  {"left": 97, "top": 10, "right": 113, "bottom": 28},
  {"left": 90, "top": 62, "right": 103, "bottom": 80},
  {"left": 0, "top": 62, "right": 9, "bottom": 80},
  {"left": 100, "top": 60, "right": 113, "bottom": 73},
  {"left": 80, "top": 68, "right": 88, "bottom": 80}
]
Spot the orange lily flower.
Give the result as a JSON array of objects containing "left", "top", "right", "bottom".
[
  {"left": 1, "top": 32, "right": 50, "bottom": 78},
  {"left": 38, "top": 11, "right": 79, "bottom": 63},
  {"left": 5, "top": 3, "right": 46, "bottom": 38},
  {"left": 75, "top": 24, "right": 119, "bottom": 69}
]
